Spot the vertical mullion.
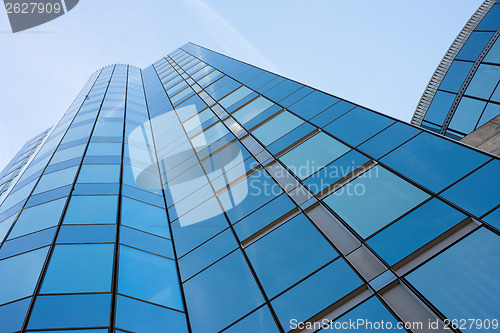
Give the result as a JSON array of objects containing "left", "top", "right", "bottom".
[{"left": 109, "top": 65, "right": 129, "bottom": 332}]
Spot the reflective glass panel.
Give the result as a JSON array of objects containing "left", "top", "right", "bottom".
[
  {"left": 121, "top": 197, "right": 170, "bottom": 238},
  {"left": 115, "top": 295, "right": 188, "bottom": 333},
  {"left": 0, "top": 247, "right": 48, "bottom": 305},
  {"left": 0, "top": 298, "right": 31, "bottom": 333},
  {"left": 183, "top": 250, "right": 264, "bottom": 332},
  {"left": 272, "top": 258, "right": 362, "bottom": 329},
  {"left": 63, "top": 195, "right": 118, "bottom": 224},
  {"left": 232, "top": 97, "right": 274, "bottom": 124},
  {"left": 407, "top": 228, "right": 500, "bottom": 324},
  {"left": 224, "top": 305, "right": 279, "bottom": 333},
  {"left": 8, "top": 198, "right": 66, "bottom": 239},
  {"left": 280, "top": 132, "right": 349, "bottom": 180},
  {"left": 381, "top": 132, "right": 490, "bottom": 192},
  {"left": 251, "top": 111, "right": 304, "bottom": 145},
  {"left": 367, "top": 198, "right": 466, "bottom": 265},
  {"left": 324, "top": 166, "right": 429, "bottom": 238},
  {"left": 28, "top": 294, "right": 111, "bottom": 329},
  {"left": 118, "top": 246, "right": 183, "bottom": 310},
  {"left": 246, "top": 214, "right": 338, "bottom": 297},
  {"left": 441, "top": 159, "right": 500, "bottom": 217},
  {"left": 41, "top": 244, "right": 114, "bottom": 293}
]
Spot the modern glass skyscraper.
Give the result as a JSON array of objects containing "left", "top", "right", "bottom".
[
  {"left": 0, "top": 42, "right": 499, "bottom": 333},
  {"left": 413, "top": 0, "right": 500, "bottom": 139}
]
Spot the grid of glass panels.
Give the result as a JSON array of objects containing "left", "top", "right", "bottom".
[
  {"left": 420, "top": 2, "right": 500, "bottom": 139},
  {"left": 171, "top": 43, "right": 500, "bottom": 332},
  {"left": 0, "top": 41, "right": 499, "bottom": 333}
]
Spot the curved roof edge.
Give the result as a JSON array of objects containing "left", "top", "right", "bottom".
[
  {"left": 86, "top": 63, "right": 140, "bottom": 81},
  {"left": 411, "top": 0, "right": 496, "bottom": 126}
]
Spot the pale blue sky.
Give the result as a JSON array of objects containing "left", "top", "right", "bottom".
[{"left": 0, "top": 0, "right": 483, "bottom": 171}]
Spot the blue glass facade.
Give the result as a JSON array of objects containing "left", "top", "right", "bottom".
[
  {"left": 413, "top": 0, "right": 500, "bottom": 139},
  {"left": 0, "top": 42, "right": 499, "bottom": 332}
]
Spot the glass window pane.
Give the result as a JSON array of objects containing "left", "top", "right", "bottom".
[
  {"left": 57, "top": 224, "right": 116, "bottom": 243},
  {"left": 456, "top": 32, "right": 494, "bottom": 61},
  {"left": 92, "top": 121, "right": 123, "bottom": 137},
  {"left": 264, "top": 79, "right": 303, "bottom": 102},
  {"left": 484, "top": 205, "right": 500, "bottom": 229},
  {"left": 272, "top": 258, "right": 362, "bottom": 329},
  {"left": 439, "top": 60, "right": 474, "bottom": 93},
  {"left": 484, "top": 36, "right": 500, "bottom": 64},
  {"left": 120, "top": 226, "right": 174, "bottom": 258},
  {"left": 407, "top": 228, "right": 500, "bottom": 323},
  {"left": 477, "top": 102, "right": 500, "bottom": 127},
  {"left": 28, "top": 294, "right": 111, "bottom": 329},
  {"left": 171, "top": 213, "right": 227, "bottom": 257},
  {"left": 41, "top": 244, "right": 114, "bottom": 293},
  {"left": 280, "top": 132, "right": 350, "bottom": 180},
  {"left": 118, "top": 246, "right": 183, "bottom": 310},
  {"left": 183, "top": 250, "right": 264, "bottom": 333},
  {"left": 0, "top": 227, "right": 56, "bottom": 260},
  {"left": 86, "top": 142, "right": 122, "bottom": 156},
  {"left": 233, "top": 194, "right": 296, "bottom": 240},
  {"left": 0, "top": 214, "right": 18, "bottom": 243},
  {"left": 441, "top": 159, "right": 500, "bottom": 217},
  {"left": 465, "top": 64, "right": 500, "bottom": 99},
  {"left": 324, "top": 166, "right": 429, "bottom": 238},
  {"left": 267, "top": 122, "right": 315, "bottom": 156},
  {"left": 178, "top": 229, "right": 237, "bottom": 281},
  {"left": 358, "top": 122, "right": 420, "bottom": 160},
  {"left": 121, "top": 197, "right": 170, "bottom": 238},
  {"left": 0, "top": 298, "right": 31, "bottom": 333},
  {"left": 63, "top": 195, "right": 118, "bottom": 224},
  {"left": 423, "top": 90, "right": 456, "bottom": 125},
  {"left": 0, "top": 247, "right": 48, "bottom": 305},
  {"left": 302, "top": 150, "right": 369, "bottom": 194},
  {"left": 280, "top": 86, "right": 314, "bottom": 108},
  {"left": 245, "top": 71, "right": 276, "bottom": 90},
  {"left": 367, "top": 198, "right": 466, "bottom": 265},
  {"left": 170, "top": 88, "right": 194, "bottom": 106},
  {"left": 208, "top": 79, "right": 240, "bottom": 101},
  {"left": 288, "top": 90, "right": 338, "bottom": 119},
  {"left": 222, "top": 169, "right": 281, "bottom": 223},
  {"left": 251, "top": 111, "right": 304, "bottom": 145},
  {"left": 224, "top": 305, "right": 278, "bottom": 333},
  {"left": 246, "top": 214, "right": 338, "bottom": 298},
  {"left": 476, "top": 5, "right": 500, "bottom": 30},
  {"left": 34, "top": 166, "right": 79, "bottom": 193},
  {"left": 190, "top": 122, "right": 229, "bottom": 147},
  {"left": 449, "top": 97, "right": 486, "bottom": 134},
  {"left": 324, "top": 107, "right": 394, "bottom": 146},
  {"left": 219, "top": 86, "right": 252, "bottom": 109},
  {"left": 232, "top": 97, "right": 274, "bottom": 125},
  {"left": 77, "top": 164, "right": 121, "bottom": 183},
  {"left": 309, "top": 100, "right": 355, "bottom": 127},
  {"left": 115, "top": 295, "right": 188, "bottom": 333},
  {"left": 8, "top": 198, "right": 66, "bottom": 239},
  {"left": 380, "top": 132, "right": 490, "bottom": 192},
  {"left": 51, "top": 144, "right": 86, "bottom": 164}
]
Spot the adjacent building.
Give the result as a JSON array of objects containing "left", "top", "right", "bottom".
[
  {"left": 0, "top": 34, "right": 499, "bottom": 333},
  {"left": 413, "top": 0, "right": 500, "bottom": 140}
]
